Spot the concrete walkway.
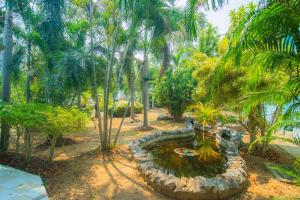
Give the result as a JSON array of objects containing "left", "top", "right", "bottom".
[
  {"left": 273, "top": 131, "right": 300, "bottom": 159},
  {"left": 0, "top": 165, "right": 48, "bottom": 200},
  {"left": 274, "top": 141, "right": 300, "bottom": 159}
]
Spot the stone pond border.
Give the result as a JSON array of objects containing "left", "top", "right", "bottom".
[{"left": 129, "top": 126, "right": 247, "bottom": 200}]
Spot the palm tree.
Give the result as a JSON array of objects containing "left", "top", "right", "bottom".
[
  {"left": 123, "top": 0, "right": 178, "bottom": 128},
  {"left": 226, "top": 0, "right": 300, "bottom": 145},
  {"left": 87, "top": 0, "right": 103, "bottom": 148},
  {"left": 185, "top": 0, "right": 227, "bottom": 38},
  {"left": 123, "top": 41, "right": 136, "bottom": 121},
  {"left": 0, "top": 1, "right": 13, "bottom": 153}
]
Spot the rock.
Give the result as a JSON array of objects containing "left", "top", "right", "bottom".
[
  {"left": 157, "top": 114, "right": 173, "bottom": 121},
  {"left": 162, "top": 175, "right": 178, "bottom": 194}
]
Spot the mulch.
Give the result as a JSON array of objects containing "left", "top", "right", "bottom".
[{"left": 0, "top": 152, "right": 69, "bottom": 179}]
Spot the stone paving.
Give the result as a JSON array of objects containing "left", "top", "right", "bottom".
[{"left": 0, "top": 165, "right": 48, "bottom": 200}]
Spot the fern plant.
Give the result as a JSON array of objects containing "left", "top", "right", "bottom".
[{"left": 268, "top": 158, "right": 300, "bottom": 186}]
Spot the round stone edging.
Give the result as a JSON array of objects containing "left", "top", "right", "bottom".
[{"left": 128, "top": 127, "right": 247, "bottom": 200}]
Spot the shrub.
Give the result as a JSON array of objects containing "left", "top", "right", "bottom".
[
  {"left": 109, "top": 101, "right": 142, "bottom": 117},
  {"left": 0, "top": 104, "right": 48, "bottom": 160},
  {"left": 219, "top": 115, "right": 237, "bottom": 124},
  {"left": 153, "top": 68, "right": 196, "bottom": 121},
  {"left": 42, "top": 107, "right": 87, "bottom": 162},
  {"left": 0, "top": 104, "right": 87, "bottom": 163}
]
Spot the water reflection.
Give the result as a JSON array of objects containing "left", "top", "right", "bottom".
[{"left": 145, "top": 136, "right": 226, "bottom": 178}]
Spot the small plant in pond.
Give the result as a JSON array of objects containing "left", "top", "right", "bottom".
[
  {"left": 42, "top": 107, "right": 87, "bottom": 162},
  {"left": 193, "top": 103, "right": 220, "bottom": 139},
  {"left": 196, "top": 140, "right": 221, "bottom": 163},
  {"left": 192, "top": 103, "right": 221, "bottom": 162}
]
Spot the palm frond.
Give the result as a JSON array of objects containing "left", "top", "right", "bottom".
[{"left": 185, "top": 0, "right": 227, "bottom": 38}]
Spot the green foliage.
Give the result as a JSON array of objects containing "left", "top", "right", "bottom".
[
  {"left": 219, "top": 115, "right": 237, "bottom": 124},
  {"left": 0, "top": 103, "right": 86, "bottom": 162},
  {"left": 196, "top": 140, "right": 221, "bottom": 163},
  {"left": 42, "top": 106, "right": 87, "bottom": 162},
  {"left": 108, "top": 101, "right": 142, "bottom": 117},
  {"left": 0, "top": 104, "right": 48, "bottom": 130},
  {"left": 193, "top": 103, "right": 220, "bottom": 126},
  {"left": 42, "top": 107, "right": 87, "bottom": 138},
  {"left": 153, "top": 68, "right": 196, "bottom": 121},
  {"left": 186, "top": 51, "right": 219, "bottom": 102},
  {"left": 227, "top": 0, "right": 300, "bottom": 120},
  {"left": 185, "top": 0, "right": 226, "bottom": 38},
  {"left": 268, "top": 158, "right": 300, "bottom": 186},
  {"left": 219, "top": 1, "right": 300, "bottom": 155},
  {"left": 196, "top": 14, "right": 219, "bottom": 56}
]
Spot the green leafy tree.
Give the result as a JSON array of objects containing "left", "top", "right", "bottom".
[{"left": 153, "top": 67, "right": 196, "bottom": 121}]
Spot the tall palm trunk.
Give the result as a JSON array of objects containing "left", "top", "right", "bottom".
[
  {"left": 103, "top": 0, "right": 124, "bottom": 149},
  {"left": 142, "top": 29, "right": 149, "bottom": 127},
  {"left": 159, "top": 42, "right": 170, "bottom": 77},
  {"left": 25, "top": 39, "right": 32, "bottom": 161},
  {"left": 89, "top": 1, "right": 103, "bottom": 147},
  {"left": 0, "top": 6, "right": 13, "bottom": 153},
  {"left": 26, "top": 41, "right": 32, "bottom": 103},
  {"left": 130, "top": 64, "right": 135, "bottom": 121},
  {"left": 77, "top": 90, "right": 82, "bottom": 109},
  {"left": 108, "top": 39, "right": 132, "bottom": 138}
]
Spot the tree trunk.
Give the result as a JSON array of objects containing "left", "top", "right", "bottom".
[
  {"left": 108, "top": 38, "right": 132, "bottom": 144},
  {"left": 24, "top": 129, "right": 32, "bottom": 161},
  {"left": 103, "top": 0, "right": 124, "bottom": 149},
  {"left": 25, "top": 41, "right": 32, "bottom": 159},
  {"left": 130, "top": 65, "right": 135, "bottom": 122},
  {"left": 89, "top": 1, "right": 103, "bottom": 148},
  {"left": 48, "top": 137, "right": 57, "bottom": 163},
  {"left": 142, "top": 29, "right": 149, "bottom": 127},
  {"left": 159, "top": 42, "right": 170, "bottom": 77},
  {"left": 114, "top": 96, "right": 131, "bottom": 145},
  {"left": 15, "top": 128, "right": 21, "bottom": 155},
  {"left": 77, "top": 90, "right": 82, "bottom": 109},
  {"left": 26, "top": 41, "right": 32, "bottom": 103},
  {"left": 151, "top": 95, "right": 155, "bottom": 109},
  {"left": 0, "top": 6, "right": 13, "bottom": 153}
]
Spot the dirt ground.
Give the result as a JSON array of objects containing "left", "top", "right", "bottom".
[{"left": 2, "top": 108, "right": 300, "bottom": 200}]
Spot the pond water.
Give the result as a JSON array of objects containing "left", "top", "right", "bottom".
[{"left": 144, "top": 135, "right": 227, "bottom": 178}]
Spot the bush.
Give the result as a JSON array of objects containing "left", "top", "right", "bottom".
[
  {"left": 42, "top": 107, "right": 87, "bottom": 162},
  {"left": 0, "top": 104, "right": 87, "bottom": 163},
  {"left": 219, "top": 115, "right": 237, "bottom": 124},
  {"left": 0, "top": 104, "right": 49, "bottom": 160},
  {"left": 109, "top": 101, "right": 142, "bottom": 117},
  {"left": 153, "top": 68, "right": 196, "bottom": 121}
]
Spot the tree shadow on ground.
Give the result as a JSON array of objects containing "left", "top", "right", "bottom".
[{"left": 44, "top": 148, "right": 168, "bottom": 200}]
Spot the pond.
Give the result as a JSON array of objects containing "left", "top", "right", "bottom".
[{"left": 144, "top": 135, "right": 227, "bottom": 178}]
